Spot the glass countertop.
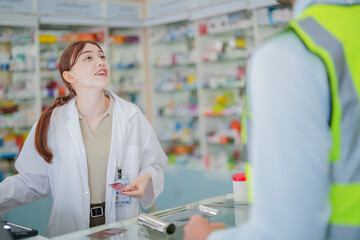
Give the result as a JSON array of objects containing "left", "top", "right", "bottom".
[{"left": 51, "top": 194, "right": 249, "bottom": 240}]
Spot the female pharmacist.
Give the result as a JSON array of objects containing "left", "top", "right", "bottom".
[{"left": 0, "top": 40, "right": 167, "bottom": 237}]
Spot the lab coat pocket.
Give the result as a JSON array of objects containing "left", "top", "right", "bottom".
[{"left": 122, "top": 146, "right": 140, "bottom": 182}]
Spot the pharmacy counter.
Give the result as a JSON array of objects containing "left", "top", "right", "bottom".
[{"left": 50, "top": 194, "right": 248, "bottom": 240}]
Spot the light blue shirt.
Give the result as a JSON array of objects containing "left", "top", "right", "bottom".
[{"left": 208, "top": 0, "right": 355, "bottom": 239}]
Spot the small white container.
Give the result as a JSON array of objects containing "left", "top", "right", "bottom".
[{"left": 232, "top": 173, "right": 248, "bottom": 202}]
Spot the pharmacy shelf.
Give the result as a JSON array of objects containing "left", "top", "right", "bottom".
[
  {"left": 108, "top": 27, "right": 145, "bottom": 111},
  {"left": 158, "top": 115, "right": 198, "bottom": 119},
  {"left": 196, "top": 9, "right": 251, "bottom": 171},
  {"left": 148, "top": 4, "right": 291, "bottom": 172},
  {"left": 111, "top": 65, "right": 140, "bottom": 70},
  {"left": 160, "top": 139, "right": 200, "bottom": 145},
  {"left": 153, "top": 37, "right": 195, "bottom": 45},
  {"left": 203, "top": 114, "right": 241, "bottom": 118},
  {"left": 155, "top": 88, "right": 197, "bottom": 94},
  {"left": 0, "top": 25, "right": 38, "bottom": 161},
  {"left": 201, "top": 57, "right": 248, "bottom": 63},
  {"left": 149, "top": 20, "right": 199, "bottom": 170},
  {"left": 153, "top": 62, "right": 196, "bottom": 69}
]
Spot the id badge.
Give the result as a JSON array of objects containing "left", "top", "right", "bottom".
[{"left": 115, "top": 177, "right": 130, "bottom": 206}]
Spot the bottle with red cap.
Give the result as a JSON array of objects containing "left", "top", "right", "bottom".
[{"left": 232, "top": 173, "right": 248, "bottom": 202}]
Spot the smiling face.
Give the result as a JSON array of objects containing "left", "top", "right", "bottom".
[{"left": 64, "top": 43, "right": 111, "bottom": 92}]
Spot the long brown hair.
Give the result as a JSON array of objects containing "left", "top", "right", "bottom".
[{"left": 35, "top": 40, "right": 103, "bottom": 163}]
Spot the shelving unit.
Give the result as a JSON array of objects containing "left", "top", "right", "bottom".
[
  {"left": 148, "top": 3, "right": 292, "bottom": 173},
  {"left": 197, "top": 10, "right": 252, "bottom": 171},
  {"left": 0, "top": 26, "right": 38, "bottom": 167},
  {"left": 148, "top": 21, "right": 201, "bottom": 168},
  {"left": 108, "top": 27, "right": 145, "bottom": 111}
]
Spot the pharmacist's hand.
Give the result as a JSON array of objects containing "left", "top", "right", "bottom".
[
  {"left": 184, "top": 216, "right": 226, "bottom": 240},
  {"left": 121, "top": 174, "right": 152, "bottom": 199}
]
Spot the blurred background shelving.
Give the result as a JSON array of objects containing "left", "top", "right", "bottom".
[
  {"left": 149, "top": 21, "right": 201, "bottom": 169},
  {"left": 108, "top": 27, "right": 146, "bottom": 112},
  {"left": 196, "top": 9, "right": 252, "bottom": 172},
  {"left": 0, "top": 25, "right": 37, "bottom": 172}
]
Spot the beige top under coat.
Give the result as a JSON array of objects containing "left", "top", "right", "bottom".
[{"left": 79, "top": 95, "right": 114, "bottom": 204}]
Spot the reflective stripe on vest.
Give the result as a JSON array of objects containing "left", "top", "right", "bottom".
[
  {"left": 290, "top": 3, "right": 360, "bottom": 232},
  {"left": 242, "top": 96, "right": 253, "bottom": 203},
  {"left": 245, "top": 162, "right": 253, "bottom": 203}
]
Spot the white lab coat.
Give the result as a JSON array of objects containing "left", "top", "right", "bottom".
[{"left": 0, "top": 91, "right": 167, "bottom": 237}]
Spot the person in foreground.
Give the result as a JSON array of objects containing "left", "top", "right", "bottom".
[
  {"left": 0, "top": 40, "right": 167, "bottom": 237},
  {"left": 184, "top": 0, "right": 360, "bottom": 239}
]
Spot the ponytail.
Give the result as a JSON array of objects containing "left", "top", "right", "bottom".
[{"left": 34, "top": 90, "right": 76, "bottom": 163}]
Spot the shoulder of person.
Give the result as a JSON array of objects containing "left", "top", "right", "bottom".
[
  {"left": 250, "top": 30, "right": 314, "bottom": 65},
  {"left": 52, "top": 99, "right": 74, "bottom": 120},
  {"left": 110, "top": 92, "right": 143, "bottom": 119},
  {"left": 111, "top": 93, "right": 138, "bottom": 109},
  {"left": 44, "top": 99, "right": 78, "bottom": 136}
]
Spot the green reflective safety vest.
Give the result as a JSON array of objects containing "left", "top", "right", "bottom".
[
  {"left": 243, "top": 3, "right": 360, "bottom": 238},
  {"left": 291, "top": 4, "right": 360, "bottom": 237}
]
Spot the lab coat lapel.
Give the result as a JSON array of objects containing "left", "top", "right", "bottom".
[{"left": 62, "top": 99, "right": 86, "bottom": 160}]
